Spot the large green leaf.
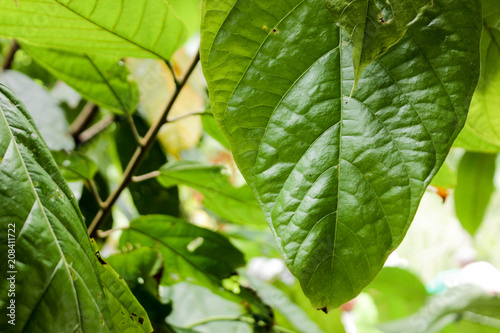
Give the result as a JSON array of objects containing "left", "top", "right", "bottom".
[
  {"left": 0, "top": 84, "right": 151, "bottom": 332},
  {"left": 323, "top": 0, "right": 431, "bottom": 89},
  {"left": 201, "top": 0, "right": 481, "bottom": 310},
  {"left": 158, "top": 161, "right": 266, "bottom": 226},
  {"left": 0, "top": 0, "right": 190, "bottom": 60},
  {"left": 455, "top": 0, "right": 500, "bottom": 152},
  {"left": 455, "top": 152, "right": 497, "bottom": 236},
  {"left": 21, "top": 44, "right": 139, "bottom": 115}
]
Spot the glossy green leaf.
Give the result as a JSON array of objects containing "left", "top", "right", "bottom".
[
  {"left": 0, "top": 70, "right": 74, "bottom": 151},
  {"left": 158, "top": 161, "right": 266, "bottom": 226},
  {"left": 364, "top": 267, "right": 427, "bottom": 322},
  {"left": 455, "top": 152, "right": 496, "bottom": 236},
  {"left": 119, "top": 215, "right": 273, "bottom": 323},
  {"left": 52, "top": 150, "right": 99, "bottom": 182},
  {"left": 455, "top": 0, "right": 500, "bottom": 152},
  {"left": 323, "top": 0, "right": 431, "bottom": 89},
  {"left": 0, "top": 84, "right": 151, "bottom": 332},
  {"left": 0, "top": 0, "right": 191, "bottom": 60},
  {"left": 22, "top": 44, "right": 139, "bottom": 115},
  {"left": 201, "top": 0, "right": 481, "bottom": 310}
]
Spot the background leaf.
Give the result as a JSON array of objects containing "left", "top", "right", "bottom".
[
  {"left": 158, "top": 161, "right": 266, "bottom": 226},
  {"left": 22, "top": 44, "right": 139, "bottom": 115},
  {"left": 454, "top": 152, "right": 497, "bottom": 236},
  {"left": 0, "top": 83, "right": 151, "bottom": 332},
  {"left": 0, "top": 70, "right": 74, "bottom": 151},
  {"left": 0, "top": 0, "right": 190, "bottom": 60},
  {"left": 201, "top": 0, "right": 481, "bottom": 310}
]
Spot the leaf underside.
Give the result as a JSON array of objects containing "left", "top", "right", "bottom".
[{"left": 201, "top": 0, "right": 481, "bottom": 310}]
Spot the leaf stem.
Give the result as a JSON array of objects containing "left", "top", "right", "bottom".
[
  {"left": 88, "top": 52, "right": 200, "bottom": 237},
  {"left": 2, "top": 40, "right": 19, "bottom": 71},
  {"left": 86, "top": 179, "right": 105, "bottom": 208},
  {"left": 131, "top": 170, "right": 161, "bottom": 183},
  {"left": 126, "top": 114, "right": 144, "bottom": 146},
  {"left": 69, "top": 102, "right": 99, "bottom": 144}
]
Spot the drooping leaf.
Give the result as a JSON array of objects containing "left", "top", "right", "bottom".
[
  {"left": 157, "top": 161, "right": 266, "bottom": 226},
  {"left": 201, "top": 0, "right": 481, "bottom": 310},
  {"left": 0, "top": 0, "right": 190, "bottom": 60},
  {"left": 0, "top": 84, "right": 151, "bottom": 332},
  {"left": 323, "top": 0, "right": 431, "bottom": 89},
  {"left": 454, "top": 152, "right": 497, "bottom": 236},
  {"left": 119, "top": 215, "right": 273, "bottom": 323},
  {"left": 52, "top": 150, "right": 99, "bottom": 182},
  {"left": 455, "top": 0, "right": 500, "bottom": 152},
  {"left": 0, "top": 70, "right": 74, "bottom": 151},
  {"left": 363, "top": 267, "right": 428, "bottom": 322},
  {"left": 22, "top": 44, "right": 139, "bottom": 114}
]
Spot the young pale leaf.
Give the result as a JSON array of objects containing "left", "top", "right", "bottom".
[
  {"left": 454, "top": 0, "right": 500, "bottom": 153},
  {"left": 323, "top": 0, "right": 431, "bottom": 90},
  {"left": 201, "top": 0, "right": 481, "bottom": 310},
  {"left": 454, "top": 152, "right": 497, "bottom": 236},
  {"left": 22, "top": 44, "right": 139, "bottom": 115},
  {"left": 0, "top": 0, "right": 190, "bottom": 60},
  {"left": 158, "top": 161, "right": 266, "bottom": 226},
  {"left": 0, "top": 84, "right": 152, "bottom": 332}
]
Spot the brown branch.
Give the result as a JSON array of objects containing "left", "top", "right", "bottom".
[
  {"left": 69, "top": 102, "right": 99, "bottom": 144},
  {"left": 88, "top": 52, "right": 200, "bottom": 237},
  {"left": 2, "top": 40, "right": 19, "bottom": 71},
  {"left": 77, "top": 115, "right": 116, "bottom": 144}
]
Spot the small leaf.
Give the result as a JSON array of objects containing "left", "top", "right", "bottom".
[
  {"left": 0, "top": 83, "right": 151, "bottom": 332},
  {"left": 22, "top": 44, "right": 139, "bottom": 115},
  {"left": 323, "top": 0, "right": 432, "bottom": 89},
  {"left": 52, "top": 150, "right": 99, "bottom": 182},
  {"left": 454, "top": 152, "right": 496, "bottom": 236},
  {"left": 157, "top": 161, "right": 266, "bottom": 226}
]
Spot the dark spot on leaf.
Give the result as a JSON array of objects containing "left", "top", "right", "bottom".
[
  {"left": 130, "top": 315, "right": 135, "bottom": 321},
  {"left": 272, "top": 28, "right": 278, "bottom": 34},
  {"left": 138, "top": 317, "right": 144, "bottom": 325},
  {"left": 95, "top": 251, "right": 107, "bottom": 265},
  {"left": 121, "top": 311, "right": 125, "bottom": 315},
  {"left": 320, "top": 307, "right": 328, "bottom": 314},
  {"left": 131, "top": 313, "right": 138, "bottom": 317}
]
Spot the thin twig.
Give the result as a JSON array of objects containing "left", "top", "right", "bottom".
[
  {"left": 166, "top": 110, "right": 210, "bottom": 123},
  {"left": 126, "top": 114, "right": 144, "bottom": 146},
  {"left": 88, "top": 52, "right": 200, "bottom": 237},
  {"left": 69, "top": 102, "right": 99, "bottom": 143},
  {"left": 164, "top": 60, "right": 181, "bottom": 88},
  {"left": 78, "top": 115, "right": 116, "bottom": 144},
  {"left": 86, "top": 179, "right": 105, "bottom": 208},
  {"left": 2, "top": 40, "right": 19, "bottom": 71},
  {"left": 96, "top": 227, "right": 127, "bottom": 238},
  {"left": 185, "top": 316, "right": 254, "bottom": 329},
  {"left": 131, "top": 170, "right": 161, "bottom": 183}
]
